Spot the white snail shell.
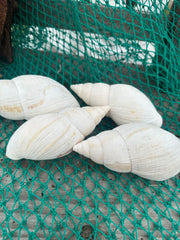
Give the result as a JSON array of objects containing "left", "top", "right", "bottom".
[
  {"left": 71, "top": 83, "right": 162, "bottom": 127},
  {"left": 6, "top": 106, "right": 110, "bottom": 161},
  {"left": 73, "top": 123, "right": 180, "bottom": 181},
  {"left": 0, "top": 75, "right": 79, "bottom": 120}
]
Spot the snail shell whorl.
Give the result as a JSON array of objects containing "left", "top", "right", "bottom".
[
  {"left": 121, "top": 124, "right": 180, "bottom": 181},
  {"left": 109, "top": 84, "right": 162, "bottom": 126}
]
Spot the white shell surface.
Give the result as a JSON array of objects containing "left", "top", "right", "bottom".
[
  {"left": 0, "top": 75, "right": 80, "bottom": 120},
  {"left": 109, "top": 84, "right": 162, "bottom": 126},
  {"left": 6, "top": 106, "right": 109, "bottom": 160},
  {"left": 71, "top": 83, "right": 110, "bottom": 106},
  {"left": 71, "top": 83, "right": 162, "bottom": 127},
  {"left": 118, "top": 124, "right": 180, "bottom": 181},
  {"left": 0, "top": 80, "right": 24, "bottom": 120},
  {"left": 73, "top": 123, "right": 180, "bottom": 181},
  {"left": 6, "top": 113, "right": 82, "bottom": 160},
  {"left": 60, "top": 106, "right": 110, "bottom": 136},
  {"left": 74, "top": 129, "right": 130, "bottom": 171}
]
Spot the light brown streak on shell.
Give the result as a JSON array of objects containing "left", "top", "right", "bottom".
[
  {"left": 127, "top": 127, "right": 151, "bottom": 139},
  {"left": 142, "top": 152, "right": 171, "bottom": 161},
  {"left": 63, "top": 111, "right": 73, "bottom": 120},
  {"left": 72, "top": 131, "right": 76, "bottom": 137},
  {"left": 26, "top": 116, "right": 63, "bottom": 150},
  {"left": 0, "top": 105, "right": 23, "bottom": 113},
  {"left": 105, "top": 163, "right": 131, "bottom": 172},
  {"left": 42, "top": 124, "right": 71, "bottom": 153},
  {"left": 56, "top": 149, "right": 72, "bottom": 158},
  {"left": 43, "top": 84, "right": 59, "bottom": 96},
  {"left": 27, "top": 84, "right": 59, "bottom": 110},
  {"left": 27, "top": 99, "right": 44, "bottom": 109}
]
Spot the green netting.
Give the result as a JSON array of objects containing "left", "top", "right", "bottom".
[{"left": 0, "top": 0, "right": 180, "bottom": 239}]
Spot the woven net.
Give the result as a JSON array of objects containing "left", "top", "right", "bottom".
[{"left": 0, "top": 0, "right": 180, "bottom": 239}]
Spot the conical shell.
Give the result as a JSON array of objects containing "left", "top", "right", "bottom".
[
  {"left": 6, "top": 106, "right": 110, "bottom": 160},
  {"left": 0, "top": 75, "right": 79, "bottom": 120},
  {"left": 73, "top": 123, "right": 180, "bottom": 181},
  {"left": 71, "top": 83, "right": 162, "bottom": 127}
]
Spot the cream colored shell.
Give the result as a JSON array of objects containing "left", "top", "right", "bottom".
[
  {"left": 6, "top": 106, "right": 110, "bottom": 161},
  {"left": 0, "top": 75, "right": 79, "bottom": 120},
  {"left": 71, "top": 83, "right": 162, "bottom": 126},
  {"left": 73, "top": 123, "right": 180, "bottom": 181}
]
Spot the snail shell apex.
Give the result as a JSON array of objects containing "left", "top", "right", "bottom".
[{"left": 71, "top": 83, "right": 163, "bottom": 127}]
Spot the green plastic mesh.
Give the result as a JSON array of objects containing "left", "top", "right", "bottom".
[{"left": 0, "top": 0, "right": 180, "bottom": 239}]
